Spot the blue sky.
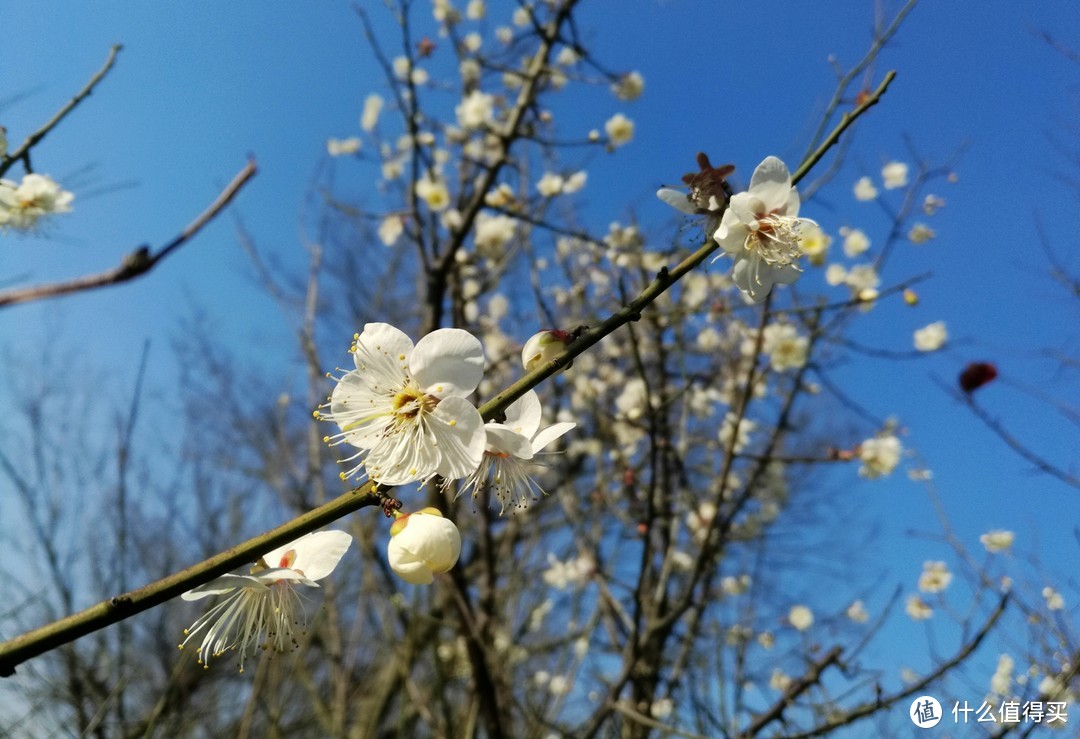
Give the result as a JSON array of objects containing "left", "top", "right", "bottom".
[{"left": 2, "top": 0, "right": 1078, "bottom": 702}]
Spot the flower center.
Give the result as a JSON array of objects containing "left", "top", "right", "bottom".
[
  {"left": 746, "top": 212, "right": 811, "bottom": 269},
  {"left": 391, "top": 384, "right": 437, "bottom": 421}
]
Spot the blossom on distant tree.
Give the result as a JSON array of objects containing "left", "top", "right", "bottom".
[
  {"left": 459, "top": 390, "right": 576, "bottom": 512},
  {"left": 714, "top": 156, "right": 816, "bottom": 302},
  {"left": 788, "top": 604, "right": 814, "bottom": 631},
  {"left": 913, "top": 321, "right": 947, "bottom": 352},
  {"left": 918, "top": 561, "right": 953, "bottom": 593},
  {"left": 542, "top": 552, "right": 594, "bottom": 589},
  {"left": 761, "top": 323, "right": 809, "bottom": 372},
  {"left": 536, "top": 172, "right": 564, "bottom": 197},
  {"left": 797, "top": 222, "right": 831, "bottom": 265},
  {"left": 853, "top": 176, "right": 878, "bottom": 201},
  {"left": 979, "top": 530, "right": 1014, "bottom": 553},
  {"left": 473, "top": 211, "right": 517, "bottom": 255},
  {"left": 387, "top": 508, "right": 462, "bottom": 585},
  {"left": 1042, "top": 586, "right": 1065, "bottom": 611},
  {"left": 604, "top": 113, "right": 634, "bottom": 147},
  {"left": 360, "top": 93, "right": 383, "bottom": 131},
  {"left": 858, "top": 434, "right": 901, "bottom": 478},
  {"left": 847, "top": 600, "right": 870, "bottom": 623},
  {"left": 415, "top": 173, "right": 452, "bottom": 211},
  {"left": 327, "top": 137, "right": 361, "bottom": 156},
  {"left": 906, "top": 594, "right": 933, "bottom": 620},
  {"left": 321, "top": 323, "right": 486, "bottom": 485},
  {"left": 455, "top": 89, "right": 495, "bottom": 129},
  {"left": 839, "top": 226, "right": 870, "bottom": 257},
  {"left": 881, "top": 160, "right": 909, "bottom": 189},
  {"left": 378, "top": 215, "right": 405, "bottom": 246},
  {"left": 908, "top": 223, "right": 936, "bottom": 244},
  {"left": 611, "top": 71, "right": 644, "bottom": 100},
  {"left": 179, "top": 530, "right": 353, "bottom": 671},
  {"left": 0, "top": 173, "right": 74, "bottom": 230}
]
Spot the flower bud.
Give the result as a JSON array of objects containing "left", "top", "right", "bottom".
[
  {"left": 521, "top": 329, "right": 571, "bottom": 371},
  {"left": 387, "top": 507, "right": 462, "bottom": 585}
]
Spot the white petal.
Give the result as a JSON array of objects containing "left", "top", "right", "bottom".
[
  {"left": 430, "top": 396, "right": 486, "bottom": 479},
  {"left": 714, "top": 208, "right": 748, "bottom": 255},
  {"left": 486, "top": 424, "right": 535, "bottom": 459},
  {"left": 366, "top": 417, "right": 440, "bottom": 485},
  {"left": 531, "top": 422, "right": 576, "bottom": 453},
  {"left": 502, "top": 390, "right": 542, "bottom": 438},
  {"left": 387, "top": 537, "right": 435, "bottom": 584},
  {"left": 261, "top": 530, "right": 353, "bottom": 582},
  {"left": 656, "top": 188, "right": 698, "bottom": 214},
  {"left": 355, "top": 323, "right": 414, "bottom": 372},
  {"left": 181, "top": 574, "right": 265, "bottom": 601},
  {"left": 747, "top": 156, "right": 793, "bottom": 211},
  {"left": 411, "top": 328, "right": 485, "bottom": 397},
  {"left": 782, "top": 187, "right": 800, "bottom": 217}
]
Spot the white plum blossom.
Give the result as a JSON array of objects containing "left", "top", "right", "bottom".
[
  {"left": 327, "top": 137, "right": 361, "bottom": 156},
  {"left": 415, "top": 173, "right": 451, "bottom": 211},
  {"left": 466, "top": 0, "right": 485, "bottom": 19},
  {"left": 881, "top": 161, "right": 909, "bottom": 189},
  {"left": 858, "top": 435, "right": 902, "bottom": 478},
  {"left": 990, "top": 654, "right": 1014, "bottom": 696},
  {"left": 542, "top": 552, "right": 594, "bottom": 589},
  {"left": 536, "top": 172, "right": 564, "bottom": 197},
  {"left": 853, "top": 176, "right": 878, "bottom": 201},
  {"left": 360, "top": 93, "right": 383, "bottom": 131},
  {"left": 650, "top": 698, "right": 674, "bottom": 720},
  {"left": 906, "top": 594, "right": 933, "bottom": 620},
  {"left": 604, "top": 113, "right": 634, "bottom": 147},
  {"left": 770, "top": 669, "right": 792, "bottom": 692},
  {"left": 473, "top": 212, "right": 516, "bottom": 255},
  {"left": 459, "top": 390, "right": 575, "bottom": 511},
  {"left": 923, "top": 194, "right": 946, "bottom": 215},
  {"left": 913, "top": 321, "right": 948, "bottom": 352},
  {"left": 612, "top": 71, "right": 644, "bottom": 100},
  {"left": 322, "top": 323, "right": 486, "bottom": 485},
  {"left": 714, "top": 156, "right": 816, "bottom": 302},
  {"left": 908, "top": 223, "right": 936, "bottom": 244},
  {"left": 788, "top": 604, "right": 814, "bottom": 631},
  {"left": 918, "top": 561, "right": 953, "bottom": 593},
  {"left": 378, "top": 215, "right": 405, "bottom": 246},
  {"left": 980, "top": 530, "right": 1015, "bottom": 553},
  {"left": 840, "top": 226, "right": 870, "bottom": 257},
  {"left": 719, "top": 413, "right": 756, "bottom": 454},
  {"left": 0, "top": 173, "right": 74, "bottom": 230},
  {"left": 388, "top": 507, "right": 461, "bottom": 585},
  {"left": 1042, "top": 586, "right": 1065, "bottom": 611},
  {"left": 847, "top": 600, "right": 870, "bottom": 623},
  {"left": 798, "top": 222, "right": 831, "bottom": 265},
  {"left": 179, "top": 530, "right": 352, "bottom": 671},
  {"left": 762, "top": 323, "right": 808, "bottom": 372},
  {"left": 562, "top": 170, "right": 587, "bottom": 193},
  {"left": 456, "top": 89, "right": 495, "bottom": 129}
]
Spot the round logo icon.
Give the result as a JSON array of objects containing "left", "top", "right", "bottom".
[{"left": 910, "top": 695, "right": 943, "bottom": 728}]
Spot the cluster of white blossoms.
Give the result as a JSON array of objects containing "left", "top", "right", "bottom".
[
  {"left": 316, "top": 322, "right": 574, "bottom": 573},
  {"left": 179, "top": 530, "right": 353, "bottom": 671},
  {"left": 0, "top": 173, "right": 74, "bottom": 230}
]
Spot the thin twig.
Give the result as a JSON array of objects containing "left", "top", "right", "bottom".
[
  {"left": 0, "top": 45, "right": 122, "bottom": 178},
  {"left": 792, "top": 70, "right": 896, "bottom": 187},
  {"left": 0, "top": 159, "right": 257, "bottom": 309}
]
